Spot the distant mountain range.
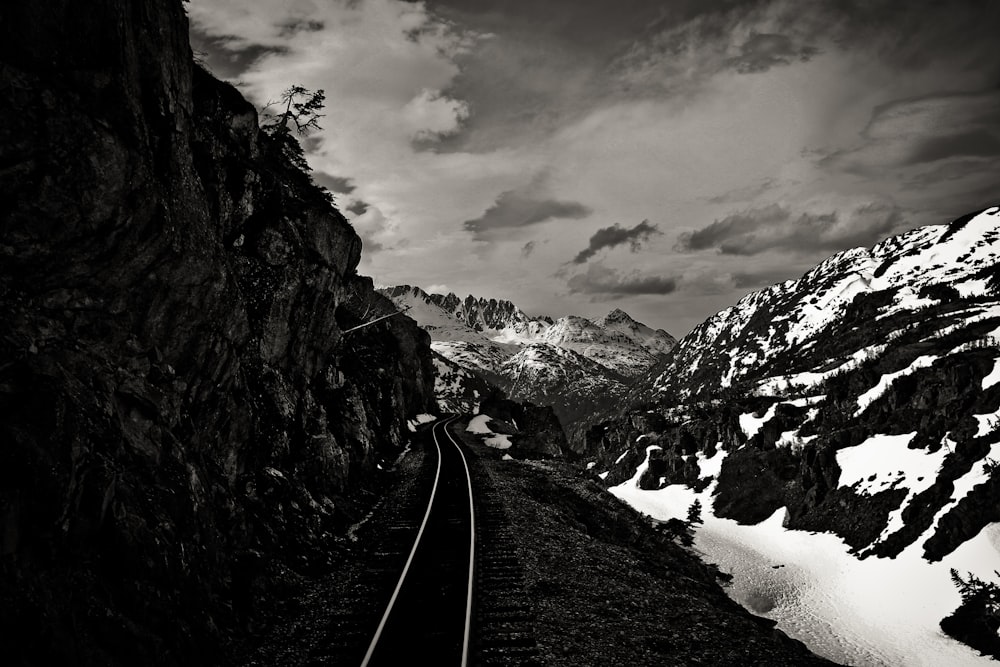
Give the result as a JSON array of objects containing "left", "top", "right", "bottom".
[
  {"left": 387, "top": 207, "right": 1000, "bottom": 660},
  {"left": 379, "top": 285, "right": 676, "bottom": 423}
]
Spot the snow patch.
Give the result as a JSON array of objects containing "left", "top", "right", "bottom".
[
  {"left": 696, "top": 447, "right": 726, "bottom": 479},
  {"left": 836, "top": 432, "right": 940, "bottom": 497},
  {"left": 484, "top": 434, "right": 512, "bottom": 450},
  {"left": 983, "top": 359, "right": 1000, "bottom": 390},
  {"left": 466, "top": 414, "right": 493, "bottom": 434},
  {"left": 739, "top": 404, "right": 778, "bottom": 439},
  {"left": 855, "top": 355, "right": 938, "bottom": 416}
]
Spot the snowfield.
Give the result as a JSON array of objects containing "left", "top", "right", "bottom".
[{"left": 611, "top": 448, "right": 1000, "bottom": 666}]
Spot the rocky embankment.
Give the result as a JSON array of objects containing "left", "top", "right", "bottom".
[
  {"left": 450, "top": 423, "right": 833, "bottom": 665},
  {"left": 0, "top": 2, "right": 435, "bottom": 664},
  {"left": 245, "top": 420, "right": 832, "bottom": 665}
]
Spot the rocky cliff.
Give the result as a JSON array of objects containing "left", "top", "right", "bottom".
[{"left": 0, "top": 2, "right": 435, "bottom": 664}]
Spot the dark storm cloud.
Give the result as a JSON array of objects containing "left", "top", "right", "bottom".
[
  {"left": 463, "top": 190, "right": 591, "bottom": 238},
  {"left": 567, "top": 263, "right": 677, "bottom": 297},
  {"left": 676, "top": 202, "right": 904, "bottom": 256},
  {"left": 571, "top": 219, "right": 661, "bottom": 264},
  {"left": 677, "top": 204, "right": 790, "bottom": 253},
  {"left": 618, "top": 0, "right": 1000, "bottom": 98},
  {"left": 312, "top": 173, "right": 356, "bottom": 195},
  {"left": 726, "top": 32, "right": 819, "bottom": 74},
  {"left": 346, "top": 200, "right": 369, "bottom": 216}
]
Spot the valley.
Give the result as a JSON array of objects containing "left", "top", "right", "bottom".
[{"left": 2, "top": 0, "right": 999, "bottom": 664}]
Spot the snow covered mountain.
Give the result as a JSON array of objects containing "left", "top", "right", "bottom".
[
  {"left": 502, "top": 343, "right": 631, "bottom": 427},
  {"left": 538, "top": 315, "right": 663, "bottom": 378},
  {"left": 597, "top": 308, "right": 677, "bottom": 356},
  {"left": 379, "top": 285, "right": 675, "bottom": 424},
  {"left": 587, "top": 206, "right": 1000, "bottom": 664},
  {"left": 641, "top": 206, "right": 1000, "bottom": 400}
]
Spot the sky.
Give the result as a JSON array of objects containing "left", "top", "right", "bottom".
[{"left": 188, "top": 0, "right": 1000, "bottom": 335}]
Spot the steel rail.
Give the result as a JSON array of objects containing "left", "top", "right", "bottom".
[
  {"left": 360, "top": 415, "right": 476, "bottom": 666},
  {"left": 360, "top": 417, "right": 446, "bottom": 666},
  {"left": 440, "top": 418, "right": 476, "bottom": 667}
]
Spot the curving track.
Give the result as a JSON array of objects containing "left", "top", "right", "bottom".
[{"left": 362, "top": 416, "right": 476, "bottom": 666}]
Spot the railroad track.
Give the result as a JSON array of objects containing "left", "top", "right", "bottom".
[
  {"left": 362, "top": 416, "right": 476, "bottom": 665},
  {"left": 241, "top": 416, "right": 540, "bottom": 666}
]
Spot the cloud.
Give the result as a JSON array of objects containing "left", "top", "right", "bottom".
[
  {"left": 463, "top": 189, "right": 591, "bottom": 238},
  {"left": 821, "top": 90, "right": 1000, "bottom": 174},
  {"left": 726, "top": 32, "right": 819, "bottom": 74},
  {"left": 731, "top": 267, "right": 802, "bottom": 289},
  {"left": 907, "top": 129, "right": 1000, "bottom": 164},
  {"left": 521, "top": 241, "right": 536, "bottom": 257},
  {"left": 613, "top": 2, "right": 828, "bottom": 95},
  {"left": 705, "top": 177, "right": 781, "bottom": 204},
  {"left": 571, "top": 219, "right": 661, "bottom": 264},
  {"left": 345, "top": 200, "right": 369, "bottom": 216},
  {"left": 567, "top": 263, "right": 677, "bottom": 297},
  {"left": 676, "top": 201, "right": 904, "bottom": 256},
  {"left": 312, "top": 172, "right": 356, "bottom": 195}
]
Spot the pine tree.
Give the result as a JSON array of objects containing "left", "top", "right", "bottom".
[
  {"left": 686, "top": 499, "right": 703, "bottom": 526},
  {"left": 260, "top": 85, "right": 326, "bottom": 136},
  {"left": 259, "top": 85, "right": 326, "bottom": 173}
]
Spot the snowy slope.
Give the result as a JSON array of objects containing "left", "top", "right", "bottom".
[
  {"left": 539, "top": 315, "right": 659, "bottom": 378},
  {"left": 594, "top": 206, "right": 1000, "bottom": 665},
  {"left": 502, "top": 343, "right": 630, "bottom": 427}
]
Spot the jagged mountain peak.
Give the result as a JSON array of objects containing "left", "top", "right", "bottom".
[
  {"left": 380, "top": 283, "right": 677, "bottom": 424},
  {"left": 596, "top": 308, "right": 677, "bottom": 357},
  {"left": 599, "top": 307, "right": 634, "bottom": 324}
]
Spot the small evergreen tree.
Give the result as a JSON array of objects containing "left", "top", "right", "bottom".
[
  {"left": 260, "top": 85, "right": 326, "bottom": 136},
  {"left": 686, "top": 499, "right": 703, "bottom": 526},
  {"left": 259, "top": 85, "right": 326, "bottom": 173},
  {"left": 942, "top": 569, "right": 1000, "bottom": 658}
]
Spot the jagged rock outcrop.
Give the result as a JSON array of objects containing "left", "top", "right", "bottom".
[
  {"left": 477, "top": 392, "right": 567, "bottom": 458},
  {"left": 0, "top": 2, "right": 435, "bottom": 664}
]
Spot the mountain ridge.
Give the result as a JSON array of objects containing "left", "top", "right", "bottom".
[
  {"left": 380, "top": 283, "right": 676, "bottom": 437},
  {"left": 592, "top": 205, "right": 1000, "bottom": 663}
]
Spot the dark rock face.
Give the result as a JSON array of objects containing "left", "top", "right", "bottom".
[
  {"left": 0, "top": 2, "right": 435, "bottom": 664},
  {"left": 478, "top": 393, "right": 567, "bottom": 458}
]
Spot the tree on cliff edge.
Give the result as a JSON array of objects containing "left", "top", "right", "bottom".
[
  {"left": 259, "top": 85, "right": 326, "bottom": 173},
  {"left": 261, "top": 85, "right": 326, "bottom": 135}
]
